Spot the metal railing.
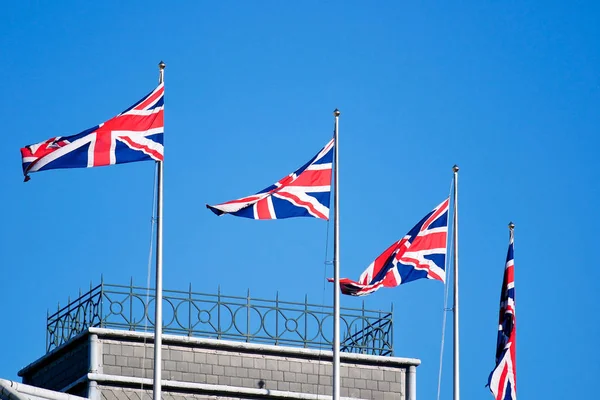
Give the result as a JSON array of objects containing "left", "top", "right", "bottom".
[{"left": 46, "top": 279, "right": 393, "bottom": 356}]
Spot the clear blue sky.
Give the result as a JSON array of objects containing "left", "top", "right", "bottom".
[{"left": 1, "top": 2, "right": 598, "bottom": 399}]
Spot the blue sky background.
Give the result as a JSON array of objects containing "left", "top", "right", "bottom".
[{"left": 1, "top": 1, "right": 599, "bottom": 399}]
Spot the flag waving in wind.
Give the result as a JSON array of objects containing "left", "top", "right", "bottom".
[
  {"left": 335, "top": 198, "right": 449, "bottom": 296},
  {"left": 207, "top": 138, "right": 334, "bottom": 220},
  {"left": 488, "top": 224, "right": 517, "bottom": 400},
  {"left": 20, "top": 84, "right": 164, "bottom": 181}
]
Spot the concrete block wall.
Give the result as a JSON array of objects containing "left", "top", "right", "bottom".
[
  {"left": 20, "top": 335, "right": 89, "bottom": 394},
  {"left": 100, "top": 337, "right": 406, "bottom": 399},
  {"left": 19, "top": 328, "right": 420, "bottom": 400},
  {"left": 96, "top": 328, "right": 415, "bottom": 399}
]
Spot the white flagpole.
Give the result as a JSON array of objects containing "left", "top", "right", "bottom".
[
  {"left": 153, "top": 61, "right": 165, "bottom": 400},
  {"left": 452, "top": 165, "right": 460, "bottom": 400},
  {"left": 332, "top": 108, "right": 341, "bottom": 400}
]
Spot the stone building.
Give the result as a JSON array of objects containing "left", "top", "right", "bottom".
[{"left": 1, "top": 281, "right": 419, "bottom": 400}]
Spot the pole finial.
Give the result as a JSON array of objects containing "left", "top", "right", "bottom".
[
  {"left": 333, "top": 108, "right": 341, "bottom": 117},
  {"left": 158, "top": 61, "right": 166, "bottom": 70},
  {"left": 452, "top": 164, "right": 459, "bottom": 173},
  {"left": 508, "top": 221, "right": 515, "bottom": 230}
]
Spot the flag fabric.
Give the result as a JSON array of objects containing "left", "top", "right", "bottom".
[
  {"left": 21, "top": 84, "right": 164, "bottom": 181},
  {"left": 335, "top": 198, "right": 449, "bottom": 296},
  {"left": 488, "top": 228, "right": 517, "bottom": 400},
  {"left": 207, "top": 138, "right": 334, "bottom": 220}
]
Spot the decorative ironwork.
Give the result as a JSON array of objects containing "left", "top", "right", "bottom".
[{"left": 46, "top": 279, "right": 393, "bottom": 356}]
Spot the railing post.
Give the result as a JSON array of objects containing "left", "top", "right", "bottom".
[
  {"left": 141, "top": 285, "right": 148, "bottom": 332},
  {"left": 304, "top": 294, "right": 308, "bottom": 348},
  {"left": 89, "top": 281, "right": 93, "bottom": 327},
  {"left": 362, "top": 300, "right": 366, "bottom": 354},
  {"left": 378, "top": 309, "right": 382, "bottom": 355},
  {"left": 188, "top": 283, "right": 193, "bottom": 337},
  {"left": 217, "top": 285, "right": 222, "bottom": 340},
  {"left": 78, "top": 288, "right": 82, "bottom": 329},
  {"left": 100, "top": 275, "right": 104, "bottom": 328},
  {"left": 46, "top": 308, "right": 49, "bottom": 352},
  {"left": 390, "top": 303, "right": 394, "bottom": 355},
  {"left": 246, "top": 289, "right": 251, "bottom": 343},
  {"left": 129, "top": 277, "right": 134, "bottom": 331},
  {"left": 275, "top": 291, "right": 279, "bottom": 346},
  {"left": 67, "top": 295, "right": 72, "bottom": 339},
  {"left": 56, "top": 302, "right": 61, "bottom": 345}
]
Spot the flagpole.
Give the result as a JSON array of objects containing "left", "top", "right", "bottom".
[
  {"left": 452, "top": 165, "right": 460, "bottom": 400},
  {"left": 332, "top": 108, "right": 341, "bottom": 400},
  {"left": 153, "top": 60, "right": 165, "bottom": 400}
]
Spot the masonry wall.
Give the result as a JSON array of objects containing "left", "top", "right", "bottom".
[
  {"left": 20, "top": 328, "right": 419, "bottom": 400},
  {"left": 20, "top": 335, "right": 89, "bottom": 395},
  {"left": 100, "top": 338, "right": 406, "bottom": 399}
]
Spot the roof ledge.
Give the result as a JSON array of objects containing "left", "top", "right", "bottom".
[{"left": 0, "top": 380, "right": 87, "bottom": 400}]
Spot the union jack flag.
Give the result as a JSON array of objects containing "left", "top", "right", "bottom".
[
  {"left": 21, "top": 84, "right": 164, "bottom": 181},
  {"left": 207, "top": 138, "right": 333, "bottom": 220},
  {"left": 335, "top": 198, "right": 449, "bottom": 296},
  {"left": 488, "top": 227, "right": 517, "bottom": 400}
]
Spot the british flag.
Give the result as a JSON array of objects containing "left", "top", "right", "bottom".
[
  {"left": 335, "top": 198, "right": 449, "bottom": 296},
  {"left": 20, "top": 84, "right": 164, "bottom": 181},
  {"left": 207, "top": 138, "right": 333, "bottom": 220},
  {"left": 488, "top": 227, "right": 517, "bottom": 400}
]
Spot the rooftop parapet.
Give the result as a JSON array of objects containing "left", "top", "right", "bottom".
[{"left": 46, "top": 279, "right": 393, "bottom": 356}]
